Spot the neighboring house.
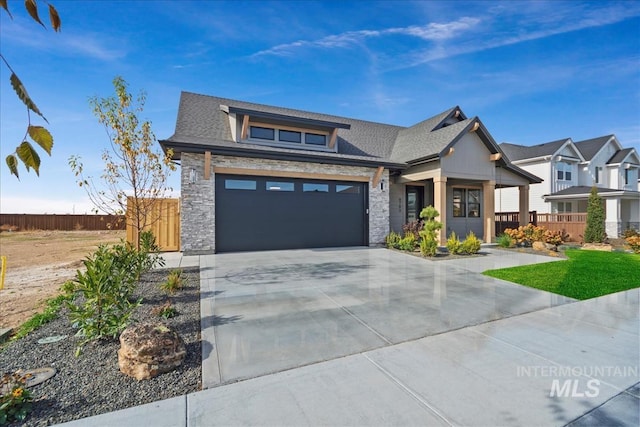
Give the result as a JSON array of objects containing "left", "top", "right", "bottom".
[
  {"left": 160, "top": 92, "right": 540, "bottom": 253},
  {"left": 497, "top": 135, "right": 640, "bottom": 237}
]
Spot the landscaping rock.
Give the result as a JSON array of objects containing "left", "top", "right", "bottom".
[
  {"left": 532, "top": 241, "right": 546, "bottom": 251},
  {"left": 118, "top": 322, "right": 186, "bottom": 380},
  {"left": 582, "top": 243, "right": 612, "bottom": 252}
]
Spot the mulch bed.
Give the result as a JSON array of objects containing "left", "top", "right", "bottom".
[{"left": 0, "top": 268, "right": 201, "bottom": 426}]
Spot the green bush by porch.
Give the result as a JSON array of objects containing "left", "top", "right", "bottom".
[{"left": 483, "top": 249, "right": 640, "bottom": 300}]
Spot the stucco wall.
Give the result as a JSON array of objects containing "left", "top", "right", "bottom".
[{"left": 180, "top": 153, "right": 389, "bottom": 252}]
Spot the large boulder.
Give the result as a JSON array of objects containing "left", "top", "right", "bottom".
[{"left": 118, "top": 322, "right": 186, "bottom": 380}]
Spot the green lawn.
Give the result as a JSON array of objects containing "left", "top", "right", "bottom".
[{"left": 483, "top": 249, "right": 640, "bottom": 300}]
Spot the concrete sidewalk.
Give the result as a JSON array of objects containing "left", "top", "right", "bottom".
[{"left": 59, "top": 249, "right": 639, "bottom": 426}]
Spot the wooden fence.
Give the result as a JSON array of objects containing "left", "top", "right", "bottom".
[
  {"left": 0, "top": 214, "right": 125, "bottom": 231},
  {"left": 126, "top": 198, "right": 180, "bottom": 252},
  {"left": 537, "top": 213, "right": 587, "bottom": 242},
  {"left": 495, "top": 211, "right": 586, "bottom": 242}
]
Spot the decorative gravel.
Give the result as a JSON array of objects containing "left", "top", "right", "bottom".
[{"left": 0, "top": 268, "right": 201, "bottom": 426}]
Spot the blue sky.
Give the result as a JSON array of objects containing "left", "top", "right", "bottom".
[{"left": 1, "top": 0, "right": 639, "bottom": 213}]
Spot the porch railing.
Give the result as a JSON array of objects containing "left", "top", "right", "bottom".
[{"left": 494, "top": 211, "right": 537, "bottom": 235}]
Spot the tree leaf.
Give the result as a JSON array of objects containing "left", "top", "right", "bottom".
[
  {"left": 24, "top": 0, "right": 45, "bottom": 27},
  {"left": 28, "top": 125, "right": 53, "bottom": 155},
  {"left": 48, "top": 4, "right": 61, "bottom": 31},
  {"left": 0, "top": 0, "right": 13, "bottom": 19},
  {"left": 6, "top": 155, "right": 19, "bottom": 179},
  {"left": 17, "top": 141, "right": 41, "bottom": 175},
  {"left": 10, "top": 72, "right": 48, "bottom": 123}
]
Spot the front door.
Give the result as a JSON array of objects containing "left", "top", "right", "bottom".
[{"left": 406, "top": 186, "right": 424, "bottom": 222}]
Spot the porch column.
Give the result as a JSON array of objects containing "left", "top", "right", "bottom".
[
  {"left": 483, "top": 180, "right": 496, "bottom": 243},
  {"left": 605, "top": 198, "right": 621, "bottom": 238},
  {"left": 518, "top": 185, "right": 530, "bottom": 226},
  {"left": 434, "top": 176, "right": 447, "bottom": 245}
]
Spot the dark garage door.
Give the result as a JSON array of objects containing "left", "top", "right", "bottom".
[{"left": 215, "top": 174, "right": 368, "bottom": 252}]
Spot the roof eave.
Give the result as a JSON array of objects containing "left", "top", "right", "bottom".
[{"left": 159, "top": 139, "right": 407, "bottom": 170}]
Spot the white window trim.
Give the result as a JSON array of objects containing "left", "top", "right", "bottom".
[{"left": 241, "top": 121, "right": 337, "bottom": 153}]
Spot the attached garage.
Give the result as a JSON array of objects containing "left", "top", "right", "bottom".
[{"left": 215, "top": 174, "right": 368, "bottom": 252}]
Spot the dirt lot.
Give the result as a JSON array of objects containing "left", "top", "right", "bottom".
[{"left": 0, "top": 230, "right": 125, "bottom": 330}]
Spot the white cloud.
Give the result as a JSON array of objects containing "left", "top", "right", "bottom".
[
  {"left": 251, "top": 17, "right": 480, "bottom": 57},
  {"left": 0, "top": 20, "right": 126, "bottom": 61}
]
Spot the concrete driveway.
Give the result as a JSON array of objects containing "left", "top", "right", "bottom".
[
  {"left": 200, "top": 247, "right": 573, "bottom": 387},
  {"left": 61, "top": 247, "right": 639, "bottom": 427}
]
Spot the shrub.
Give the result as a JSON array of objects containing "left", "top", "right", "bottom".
[
  {"left": 459, "top": 231, "right": 481, "bottom": 254},
  {"left": 504, "top": 224, "right": 546, "bottom": 246},
  {"left": 544, "top": 229, "right": 566, "bottom": 246},
  {"left": 446, "top": 232, "right": 462, "bottom": 254},
  {"left": 419, "top": 206, "right": 442, "bottom": 257},
  {"left": 398, "top": 232, "right": 418, "bottom": 251},
  {"left": 0, "top": 372, "right": 33, "bottom": 424},
  {"left": 161, "top": 269, "right": 184, "bottom": 295},
  {"left": 584, "top": 186, "right": 606, "bottom": 243},
  {"left": 152, "top": 301, "right": 178, "bottom": 319},
  {"left": 402, "top": 220, "right": 424, "bottom": 240},
  {"left": 66, "top": 245, "right": 141, "bottom": 356},
  {"left": 625, "top": 235, "right": 640, "bottom": 254},
  {"left": 623, "top": 228, "right": 639, "bottom": 239},
  {"left": 385, "top": 231, "right": 402, "bottom": 249},
  {"left": 496, "top": 233, "right": 514, "bottom": 248}
]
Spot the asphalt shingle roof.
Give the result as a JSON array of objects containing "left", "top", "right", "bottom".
[
  {"left": 162, "top": 91, "right": 540, "bottom": 183},
  {"left": 574, "top": 135, "right": 614, "bottom": 160},
  {"left": 168, "top": 92, "right": 403, "bottom": 160},
  {"left": 607, "top": 148, "right": 633, "bottom": 164},
  {"left": 499, "top": 138, "right": 569, "bottom": 161}
]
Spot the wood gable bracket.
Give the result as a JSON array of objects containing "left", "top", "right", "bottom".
[
  {"left": 328, "top": 128, "right": 338, "bottom": 149},
  {"left": 241, "top": 115, "right": 250, "bottom": 140},
  {"left": 489, "top": 153, "right": 502, "bottom": 161},
  {"left": 372, "top": 166, "right": 384, "bottom": 188}
]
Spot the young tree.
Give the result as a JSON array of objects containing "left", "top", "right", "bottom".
[
  {"left": 69, "top": 76, "right": 175, "bottom": 248},
  {"left": 583, "top": 186, "right": 606, "bottom": 243},
  {"left": 2, "top": 0, "right": 61, "bottom": 178}
]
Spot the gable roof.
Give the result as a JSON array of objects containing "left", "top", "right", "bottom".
[
  {"left": 499, "top": 138, "right": 570, "bottom": 161},
  {"left": 573, "top": 135, "right": 615, "bottom": 160},
  {"left": 607, "top": 148, "right": 638, "bottom": 165},
  {"left": 391, "top": 115, "right": 472, "bottom": 163}
]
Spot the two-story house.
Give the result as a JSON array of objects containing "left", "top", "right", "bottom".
[{"left": 497, "top": 135, "right": 640, "bottom": 237}]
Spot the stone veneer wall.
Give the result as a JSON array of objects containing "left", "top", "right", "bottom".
[{"left": 180, "top": 153, "right": 389, "bottom": 253}]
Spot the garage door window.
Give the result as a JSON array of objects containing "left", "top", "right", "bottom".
[
  {"left": 336, "top": 184, "right": 360, "bottom": 194},
  {"left": 303, "top": 183, "right": 329, "bottom": 192},
  {"left": 266, "top": 181, "right": 294, "bottom": 192},
  {"left": 225, "top": 179, "right": 257, "bottom": 190}
]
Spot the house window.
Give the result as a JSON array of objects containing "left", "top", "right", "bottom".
[
  {"left": 453, "top": 189, "right": 465, "bottom": 217},
  {"left": 625, "top": 169, "right": 630, "bottom": 185},
  {"left": 453, "top": 188, "right": 480, "bottom": 218},
  {"left": 279, "top": 130, "right": 301, "bottom": 143},
  {"left": 557, "top": 202, "right": 572, "bottom": 213},
  {"left": 556, "top": 162, "right": 572, "bottom": 181},
  {"left": 595, "top": 167, "right": 602, "bottom": 184},
  {"left": 244, "top": 122, "right": 331, "bottom": 150},
  {"left": 468, "top": 189, "right": 480, "bottom": 217},
  {"left": 305, "top": 133, "right": 327, "bottom": 145},
  {"left": 249, "top": 126, "right": 275, "bottom": 141}
]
